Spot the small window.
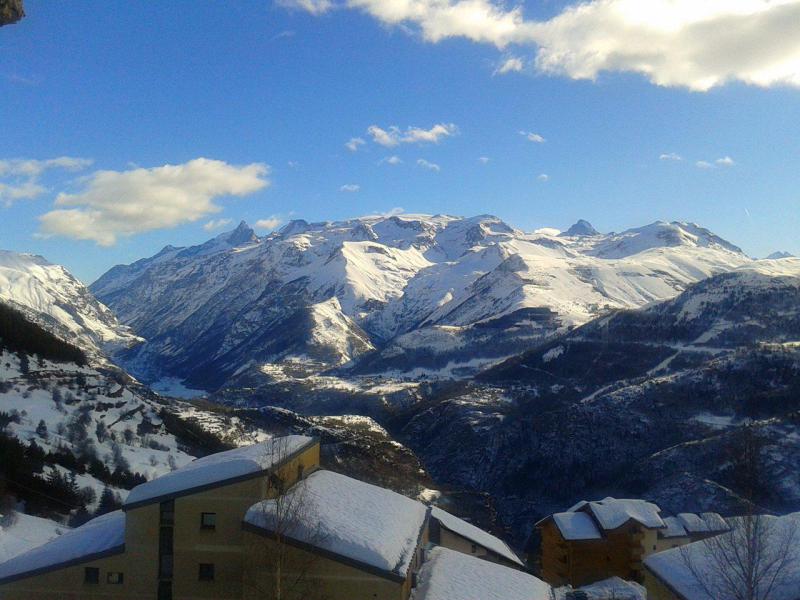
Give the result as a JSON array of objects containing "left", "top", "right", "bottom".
[
  {"left": 198, "top": 563, "right": 215, "bottom": 581},
  {"left": 297, "top": 464, "right": 305, "bottom": 480},
  {"left": 160, "top": 500, "right": 175, "bottom": 526},
  {"left": 107, "top": 572, "right": 124, "bottom": 584},
  {"left": 84, "top": 567, "right": 100, "bottom": 584},
  {"left": 200, "top": 512, "right": 216, "bottom": 530},
  {"left": 470, "top": 543, "right": 477, "bottom": 554},
  {"left": 158, "top": 581, "right": 173, "bottom": 600}
]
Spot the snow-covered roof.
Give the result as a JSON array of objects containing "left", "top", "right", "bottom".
[
  {"left": 124, "top": 435, "right": 315, "bottom": 508},
  {"left": 430, "top": 507, "right": 522, "bottom": 566},
  {"left": 577, "top": 576, "right": 646, "bottom": 600},
  {"left": 660, "top": 516, "right": 689, "bottom": 538},
  {"left": 0, "top": 511, "right": 125, "bottom": 583},
  {"left": 244, "top": 470, "right": 428, "bottom": 579},
  {"left": 677, "top": 512, "right": 729, "bottom": 534},
  {"left": 645, "top": 513, "right": 800, "bottom": 600},
  {"left": 412, "top": 546, "right": 551, "bottom": 600},
  {"left": 583, "top": 497, "right": 664, "bottom": 531},
  {"left": 552, "top": 512, "right": 603, "bottom": 541}
]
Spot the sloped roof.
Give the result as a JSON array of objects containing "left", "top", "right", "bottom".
[
  {"left": 552, "top": 511, "right": 603, "bottom": 541},
  {"left": 586, "top": 497, "right": 665, "bottom": 530},
  {"left": 412, "top": 546, "right": 551, "bottom": 600},
  {"left": 660, "top": 516, "right": 689, "bottom": 538},
  {"left": 677, "top": 512, "right": 729, "bottom": 534},
  {"left": 431, "top": 507, "right": 522, "bottom": 566},
  {"left": 0, "top": 511, "right": 125, "bottom": 584},
  {"left": 577, "top": 576, "right": 647, "bottom": 600},
  {"left": 644, "top": 513, "right": 800, "bottom": 600},
  {"left": 125, "top": 435, "right": 315, "bottom": 508},
  {"left": 245, "top": 470, "right": 428, "bottom": 579}
]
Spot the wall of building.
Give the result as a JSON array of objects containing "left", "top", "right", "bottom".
[
  {"left": 643, "top": 569, "right": 682, "bottom": 600},
  {"left": 0, "top": 551, "right": 135, "bottom": 600},
  {"left": 437, "top": 528, "right": 519, "bottom": 569},
  {"left": 655, "top": 535, "right": 691, "bottom": 553},
  {"left": 241, "top": 530, "right": 409, "bottom": 600}
]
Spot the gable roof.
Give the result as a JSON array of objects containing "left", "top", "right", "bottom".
[
  {"left": 585, "top": 497, "right": 665, "bottom": 531},
  {"left": 551, "top": 511, "right": 603, "bottom": 541},
  {"left": 244, "top": 469, "right": 428, "bottom": 580},
  {"left": 644, "top": 513, "right": 800, "bottom": 600},
  {"left": 125, "top": 435, "right": 315, "bottom": 509},
  {"left": 430, "top": 507, "right": 522, "bottom": 566},
  {"left": 0, "top": 511, "right": 125, "bottom": 584},
  {"left": 660, "top": 516, "right": 689, "bottom": 539},
  {"left": 411, "top": 546, "right": 551, "bottom": 600},
  {"left": 676, "top": 512, "right": 728, "bottom": 534}
]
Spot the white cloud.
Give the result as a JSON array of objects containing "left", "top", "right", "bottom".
[
  {"left": 345, "top": 137, "right": 366, "bottom": 152},
  {"left": 478, "top": 156, "right": 490, "bottom": 164},
  {"left": 38, "top": 158, "right": 269, "bottom": 246},
  {"left": 340, "top": 183, "right": 361, "bottom": 192},
  {"left": 287, "top": 0, "right": 800, "bottom": 91},
  {"left": 695, "top": 160, "right": 714, "bottom": 169},
  {"left": 367, "top": 123, "right": 457, "bottom": 147},
  {"left": 255, "top": 216, "right": 283, "bottom": 230},
  {"left": 537, "top": 173, "right": 549, "bottom": 182},
  {"left": 203, "top": 218, "right": 233, "bottom": 232},
  {"left": 417, "top": 158, "right": 441, "bottom": 172},
  {"left": 534, "top": 227, "right": 561, "bottom": 236},
  {"left": 276, "top": 0, "right": 333, "bottom": 15},
  {"left": 0, "top": 156, "right": 94, "bottom": 207},
  {"left": 287, "top": 160, "right": 300, "bottom": 169},
  {"left": 380, "top": 155, "right": 403, "bottom": 165},
  {"left": 495, "top": 56, "right": 524, "bottom": 75},
  {"left": 520, "top": 131, "right": 545, "bottom": 143},
  {"left": 716, "top": 156, "right": 735, "bottom": 166},
  {"left": 659, "top": 152, "right": 683, "bottom": 161}
]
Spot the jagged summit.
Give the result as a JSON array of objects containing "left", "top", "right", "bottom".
[
  {"left": 767, "top": 250, "right": 794, "bottom": 260},
  {"left": 223, "top": 220, "right": 258, "bottom": 247},
  {"left": 560, "top": 219, "right": 600, "bottom": 237}
]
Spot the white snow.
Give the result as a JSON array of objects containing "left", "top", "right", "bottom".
[
  {"left": 577, "top": 576, "right": 646, "bottom": 600},
  {"left": 431, "top": 507, "right": 522, "bottom": 566},
  {"left": 645, "top": 513, "right": 800, "bottom": 600},
  {"left": 0, "top": 513, "right": 66, "bottom": 564},
  {"left": 677, "top": 512, "right": 728, "bottom": 534},
  {"left": 542, "top": 345, "right": 565, "bottom": 363},
  {"left": 584, "top": 497, "right": 665, "bottom": 531},
  {"left": 411, "top": 546, "right": 552, "bottom": 600},
  {"left": 125, "top": 436, "right": 313, "bottom": 507},
  {"left": 660, "top": 516, "right": 689, "bottom": 538},
  {"left": 552, "top": 512, "right": 603, "bottom": 540},
  {"left": 0, "top": 510, "right": 125, "bottom": 583},
  {"left": 245, "top": 470, "right": 428, "bottom": 576}
]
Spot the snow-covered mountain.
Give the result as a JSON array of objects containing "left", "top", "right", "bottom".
[
  {"left": 91, "top": 215, "right": 751, "bottom": 392},
  {"left": 0, "top": 250, "right": 141, "bottom": 359}
]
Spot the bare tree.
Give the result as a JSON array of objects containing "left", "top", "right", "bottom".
[
  {"left": 244, "top": 437, "right": 329, "bottom": 600},
  {"left": 680, "top": 425, "right": 800, "bottom": 600}
]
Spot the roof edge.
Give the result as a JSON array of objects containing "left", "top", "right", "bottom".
[
  {"left": 241, "top": 521, "right": 407, "bottom": 584},
  {"left": 0, "top": 544, "right": 126, "bottom": 585},
  {"left": 124, "top": 437, "right": 319, "bottom": 511},
  {"left": 642, "top": 560, "right": 691, "bottom": 600}
]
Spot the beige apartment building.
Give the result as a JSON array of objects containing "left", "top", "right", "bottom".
[{"left": 0, "top": 435, "right": 539, "bottom": 600}]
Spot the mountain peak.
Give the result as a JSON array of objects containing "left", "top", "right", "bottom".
[
  {"left": 767, "top": 251, "right": 794, "bottom": 260},
  {"left": 223, "top": 221, "right": 257, "bottom": 246},
  {"left": 561, "top": 219, "right": 600, "bottom": 237}
]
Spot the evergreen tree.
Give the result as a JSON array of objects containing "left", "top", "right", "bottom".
[
  {"left": 35, "top": 419, "right": 48, "bottom": 439},
  {"left": 96, "top": 487, "right": 120, "bottom": 516}
]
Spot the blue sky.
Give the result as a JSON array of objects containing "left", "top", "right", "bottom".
[{"left": 1, "top": 0, "right": 799, "bottom": 282}]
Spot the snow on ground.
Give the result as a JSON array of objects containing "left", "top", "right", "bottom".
[
  {"left": 148, "top": 377, "right": 206, "bottom": 399},
  {"left": 0, "top": 512, "right": 66, "bottom": 564},
  {"left": 431, "top": 507, "right": 522, "bottom": 565},
  {"left": 412, "top": 546, "right": 551, "bottom": 600},
  {"left": 246, "top": 470, "right": 428, "bottom": 576},
  {"left": 126, "top": 436, "right": 313, "bottom": 507},
  {"left": 574, "top": 576, "right": 646, "bottom": 600},
  {"left": 0, "top": 510, "right": 125, "bottom": 583}
]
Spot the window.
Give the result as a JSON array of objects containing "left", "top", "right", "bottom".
[
  {"left": 297, "top": 463, "right": 305, "bottom": 480},
  {"left": 200, "top": 512, "right": 216, "bottom": 530},
  {"left": 198, "top": 563, "right": 215, "bottom": 581},
  {"left": 470, "top": 543, "right": 477, "bottom": 554},
  {"left": 107, "top": 572, "right": 124, "bottom": 584},
  {"left": 160, "top": 500, "right": 175, "bottom": 526},
  {"left": 157, "top": 581, "right": 173, "bottom": 600},
  {"left": 84, "top": 567, "right": 99, "bottom": 584}
]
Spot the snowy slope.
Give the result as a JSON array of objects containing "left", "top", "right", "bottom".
[
  {"left": 91, "top": 216, "right": 751, "bottom": 390},
  {"left": 0, "top": 513, "right": 66, "bottom": 564},
  {"left": 0, "top": 250, "right": 141, "bottom": 357}
]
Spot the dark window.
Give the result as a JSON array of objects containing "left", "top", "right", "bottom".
[
  {"left": 157, "top": 581, "right": 173, "bottom": 600},
  {"left": 198, "top": 563, "right": 215, "bottom": 581},
  {"left": 84, "top": 567, "right": 100, "bottom": 584},
  {"left": 159, "top": 554, "right": 174, "bottom": 579},
  {"left": 107, "top": 572, "right": 124, "bottom": 584},
  {"left": 470, "top": 543, "right": 477, "bottom": 554},
  {"left": 160, "top": 500, "right": 175, "bottom": 526},
  {"left": 200, "top": 512, "right": 216, "bottom": 529},
  {"left": 297, "top": 464, "right": 305, "bottom": 480},
  {"left": 159, "top": 527, "right": 174, "bottom": 553}
]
